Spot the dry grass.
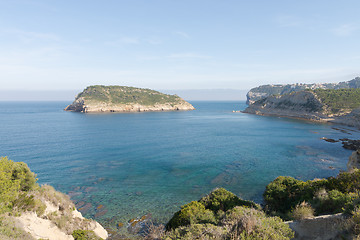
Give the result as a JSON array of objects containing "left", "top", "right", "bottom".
[
  {"left": 291, "top": 202, "right": 314, "bottom": 220},
  {"left": 0, "top": 215, "right": 35, "bottom": 240},
  {"left": 143, "top": 222, "right": 165, "bottom": 240}
]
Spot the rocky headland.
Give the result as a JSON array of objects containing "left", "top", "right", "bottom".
[
  {"left": 243, "top": 88, "right": 360, "bottom": 129},
  {"left": 246, "top": 77, "right": 360, "bottom": 105},
  {"left": 65, "top": 85, "right": 195, "bottom": 113}
]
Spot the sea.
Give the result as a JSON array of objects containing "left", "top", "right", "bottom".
[{"left": 0, "top": 101, "right": 359, "bottom": 235}]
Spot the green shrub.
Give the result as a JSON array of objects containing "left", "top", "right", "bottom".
[
  {"left": 0, "top": 157, "right": 38, "bottom": 214},
  {"left": 199, "top": 188, "right": 259, "bottom": 213},
  {"left": 12, "top": 193, "right": 36, "bottom": 212},
  {"left": 314, "top": 190, "right": 354, "bottom": 214},
  {"left": 166, "top": 188, "right": 260, "bottom": 230},
  {"left": 313, "top": 88, "right": 360, "bottom": 114},
  {"left": 264, "top": 170, "right": 360, "bottom": 217},
  {"left": 166, "top": 201, "right": 216, "bottom": 230},
  {"left": 72, "top": 230, "right": 103, "bottom": 240},
  {"left": 263, "top": 176, "right": 309, "bottom": 214},
  {"left": 224, "top": 206, "right": 294, "bottom": 240}
]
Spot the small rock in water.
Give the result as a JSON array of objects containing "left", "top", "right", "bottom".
[
  {"left": 127, "top": 214, "right": 152, "bottom": 235},
  {"left": 340, "top": 138, "right": 360, "bottom": 150},
  {"left": 320, "top": 137, "right": 339, "bottom": 143}
]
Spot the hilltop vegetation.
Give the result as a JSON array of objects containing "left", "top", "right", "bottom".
[
  {"left": 313, "top": 88, "right": 360, "bottom": 114},
  {"left": 77, "top": 85, "right": 184, "bottom": 106},
  {"left": 65, "top": 85, "right": 195, "bottom": 113}
]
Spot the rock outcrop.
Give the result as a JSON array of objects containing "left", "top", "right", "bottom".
[
  {"left": 65, "top": 85, "right": 195, "bottom": 113},
  {"left": 348, "top": 150, "right": 360, "bottom": 172},
  {"left": 243, "top": 89, "right": 360, "bottom": 129},
  {"left": 243, "top": 91, "right": 328, "bottom": 121},
  {"left": 286, "top": 213, "right": 346, "bottom": 240},
  {"left": 246, "top": 77, "right": 360, "bottom": 105}
]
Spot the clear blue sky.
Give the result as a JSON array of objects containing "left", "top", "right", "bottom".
[{"left": 1, "top": 0, "right": 360, "bottom": 91}]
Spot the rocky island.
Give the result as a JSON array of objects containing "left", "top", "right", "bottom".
[
  {"left": 243, "top": 88, "right": 360, "bottom": 128},
  {"left": 65, "top": 85, "right": 195, "bottom": 113}
]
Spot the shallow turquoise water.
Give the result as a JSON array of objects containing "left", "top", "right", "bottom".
[{"left": 0, "top": 101, "right": 359, "bottom": 230}]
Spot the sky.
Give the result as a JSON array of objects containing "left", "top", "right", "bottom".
[{"left": 1, "top": 0, "right": 360, "bottom": 98}]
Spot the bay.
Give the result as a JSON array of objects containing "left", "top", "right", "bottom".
[{"left": 0, "top": 101, "right": 358, "bottom": 231}]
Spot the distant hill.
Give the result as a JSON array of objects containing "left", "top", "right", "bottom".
[
  {"left": 243, "top": 88, "right": 360, "bottom": 128},
  {"left": 64, "top": 85, "right": 195, "bottom": 113},
  {"left": 246, "top": 77, "right": 360, "bottom": 105},
  {"left": 161, "top": 89, "right": 249, "bottom": 101}
]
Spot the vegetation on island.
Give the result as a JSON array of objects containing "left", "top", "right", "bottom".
[
  {"left": 76, "top": 85, "right": 185, "bottom": 106},
  {"left": 0, "top": 156, "right": 103, "bottom": 240},
  {"left": 312, "top": 88, "right": 360, "bottom": 114}
]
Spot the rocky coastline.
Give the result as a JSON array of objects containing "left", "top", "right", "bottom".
[
  {"left": 65, "top": 100, "right": 195, "bottom": 113},
  {"left": 243, "top": 90, "right": 360, "bottom": 129}
]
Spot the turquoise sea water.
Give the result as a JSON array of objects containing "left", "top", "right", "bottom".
[{"left": 0, "top": 101, "right": 359, "bottom": 233}]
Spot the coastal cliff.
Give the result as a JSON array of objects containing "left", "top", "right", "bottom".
[
  {"left": 246, "top": 77, "right": 360, "bottom": 105},
  {"left": 243, "top": 89, "right": 360, "bottom": 128},
  {"left": 65, "top": 85, "right": 195, "bottom": 113}
]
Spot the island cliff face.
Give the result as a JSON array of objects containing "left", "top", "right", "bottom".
[
  {"left": 243, "top": 89, "right": 360, "bottom": 128},
  {"left": 65, "top": 85, "right": 195, "bottom": 113},
  {"left": 246, "top": 77, "right": 360, "bottom": 104}
]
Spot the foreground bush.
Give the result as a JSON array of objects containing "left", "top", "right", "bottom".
[
  {"left": 223, "top": 206, "right": 294, "bottom": 240},
  {"left": 0, "top": 157, "right": 37, "bottom": 214},
  {"left": 199, "top": 188, "right": 259, "bottom": 213},
  {"left": 160, "top": 188, "right": 294, "bottom": 240},
  {"left": 166, "top": 201, "right": 216, "bottom": 230},
  {"left": 166, "top": 188, "right": 258, "bottom": 230},
  {"left": 264, "top": 169, "right": 360, "bottom": 219}
]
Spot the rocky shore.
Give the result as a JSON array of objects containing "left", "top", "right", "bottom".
[
  {"left": 65, "top": 100, "right": 195, "bottom": 113},
  {"left": 243, "top": 90, "right": 360, "bottom": 129}
]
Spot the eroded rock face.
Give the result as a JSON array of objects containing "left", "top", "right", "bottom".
[
  {"left": 243, "top": 90, "right": 360, "bottom": 129},
  {"left": 243, "top": 91, "right": 326, "bottom": 121},
  {"left": 348, "top": 150, "right": 360, "bottom": 172}
]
